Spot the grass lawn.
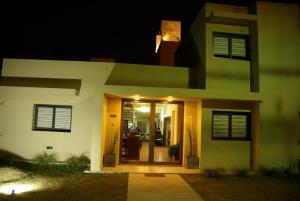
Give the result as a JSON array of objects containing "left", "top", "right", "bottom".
[
  {"left": 0, "top": 171, "right": 128, "bottom": 201},
  {"left": 181, "top": 174, "right": 300, "bottom": 201}
]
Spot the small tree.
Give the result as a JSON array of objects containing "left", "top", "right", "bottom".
[
  {"left": 185, "top": 119, "right": 199, "bottom": 169},
  {"left": 103, "top": 123, "right": 119, "bottom": 167},
  {"left": 104, "top": 127, "right": 119, "bottom": 155}
]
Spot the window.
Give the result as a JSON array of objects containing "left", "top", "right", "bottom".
[
  {"left": 212, "top": 111, "right": 250, "bottom": 140},
  {"left": 213, "top": 32, "right": 249, "bottom": 60},
  {"left": 33, "top": 104, "right": 72, "bottom": 132}
]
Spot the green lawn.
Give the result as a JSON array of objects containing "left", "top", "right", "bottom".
[
  {"left": 181, "top": 174, "right": 300, "bottom": 201},
  {"left": 0, "top": 173, "right": 128, "bottom": 201}
]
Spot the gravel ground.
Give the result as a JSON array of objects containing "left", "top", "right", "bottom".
[{"left": 0, "top": 167, "right": 27, "bottom": 182}]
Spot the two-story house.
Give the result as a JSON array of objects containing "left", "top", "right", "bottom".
[{"left": 0, "top": 1, "right": 299, "bottom": 173}]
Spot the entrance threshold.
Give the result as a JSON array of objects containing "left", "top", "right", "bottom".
[{"left": 99, "top": 165, "right": 201, "bottom": 174}]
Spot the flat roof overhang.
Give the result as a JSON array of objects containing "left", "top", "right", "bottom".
[{"left": 0, "top": 76, "right": 81, "bottom": 95}]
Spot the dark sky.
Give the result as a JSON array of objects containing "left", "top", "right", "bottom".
[
  {"left": 2, "top": 1, "right": 205, "bottom": 64},
  {"left": 2, "top": 0, "right": 297, "bottom": 64}
]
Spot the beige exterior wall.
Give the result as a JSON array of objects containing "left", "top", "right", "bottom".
[
  {"left": 201, "top": 108, "right": 250, "bottom": 169},
  {"left": 257, "top": 2, "right": 300, "bottom": 167},
  {"left": 102, "top": 97, "right": 122, "bottom": 165},
  {"left": 106, "top": 63, "right": 189, "bottom": 88},
  {"left": 187, "top": 1, "right": 300, "bottom": 169},
  {"left": 206, "top": 23, "right": 250, "bottom": 91},
  {"left": 183, "top": 101, "right": 202, "bottom": 167}
]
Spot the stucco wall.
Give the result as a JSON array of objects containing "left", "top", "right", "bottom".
[
  {"left": 201, "top": 108, "right": 250, "bottom": 169},
  {"left": 0, "top": 59, "right": 115, "bottom": 171},
  {"left": 0, "top": 96, "right": 92, "bottom": 161},
  {"left": 105, "top": 63, "right": 189, "bottom": 88},
  {"left": 257, "top": 2, "right": 300, "bottom": 167},
  {"left": 205, "top": 23, "right": 250, "bottom": 92}
]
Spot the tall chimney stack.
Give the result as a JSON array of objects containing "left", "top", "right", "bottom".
[{"left": 155, "top": 20, "right": 181, "bottom": 66}]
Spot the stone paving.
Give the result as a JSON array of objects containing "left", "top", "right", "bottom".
[{"left": 127, "top": 173, "right": 204, "bottom": 201}]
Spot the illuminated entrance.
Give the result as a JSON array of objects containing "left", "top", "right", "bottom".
[{"left": 120, "top": 100, "right": 183, "bottom": 165}]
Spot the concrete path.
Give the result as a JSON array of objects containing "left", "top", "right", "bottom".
[{"left": 127, "top": 173, "right": 204, "bottom": 201}]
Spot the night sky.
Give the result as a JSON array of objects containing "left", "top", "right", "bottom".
[
  {"left": 1, "top": 0, "right": 297, "bottom": 65},
  {"left": 2, "top": 1, "right": 205, "bottom": 64}
]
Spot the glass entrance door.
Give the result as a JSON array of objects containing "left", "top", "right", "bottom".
[
  {"left": 120, "top": 100, "right": 183, "bottom": 165},
  {"left": 154, "top": 103, "right": 182, "bottom": 163}
]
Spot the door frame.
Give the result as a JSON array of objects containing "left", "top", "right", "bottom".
[{"left": 119, "top": 99, "right": 184, "bottom": 165}]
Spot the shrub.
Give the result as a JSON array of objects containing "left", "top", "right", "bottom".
[
  {"left": 259, "top": 167, "right": 282, "bottom": 177},
  {"left": 65, "top": 153, "right": 90, "bottom": 170},
  {"left": 203, "top": 168, "right": 226, "bottom": 178},
  {"left": 233, "top": 168, "right": 249, "bottom": 177},
  {"left": 33, "top": 152, "right": 57, "bottom": 164},
  {"left": 259, "top": 166, "right": 298, "bottom": 178}
]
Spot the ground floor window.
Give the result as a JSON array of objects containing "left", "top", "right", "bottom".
[
  {"left": 33, "top": 104, "right": 72, "bottom": 132},
  {"left": 212, "top": 111, "right": 250, "bottom": 140}
]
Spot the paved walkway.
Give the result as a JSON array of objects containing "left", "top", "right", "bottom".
[{"left": 127, "top": 173, "right": 204, "bottom": 201}]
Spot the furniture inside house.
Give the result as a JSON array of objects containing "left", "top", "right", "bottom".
[
  {"left": 122, "top": 138, "right": 127, "bottom": 157},
  {"left": 126, "top": 135, "right": 140, "bottom": 159}
]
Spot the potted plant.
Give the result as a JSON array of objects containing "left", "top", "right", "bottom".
[
  {"left": 168, "top": 144, "right": 180, "bottom": 160},
  {"left": 186, "top": 122, "right": 199, "bottom": 169},
  {"left": 103, "top": 126, "right": 118, "bottom": 167}
]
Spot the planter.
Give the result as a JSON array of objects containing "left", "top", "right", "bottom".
[
  {"left": 187, "top": 156, "right": 199, "bottom": 169},
  {"left": 103, "top": 153, "right": 116, "bottom": 167}
]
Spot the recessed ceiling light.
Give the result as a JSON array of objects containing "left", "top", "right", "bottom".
[
  {"left": 133, "top": 95, "right": 141, "bottom": 100},
  {"left": 167, "top": 97, "right": 173, "bottom": 102}
]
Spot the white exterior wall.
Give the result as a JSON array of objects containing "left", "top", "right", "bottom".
[{"left": 0, "top": 59, "right": 115, "bottom": 171}]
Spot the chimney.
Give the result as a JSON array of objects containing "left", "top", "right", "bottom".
[{"left": 155, "top": 20, "right": 181, "bottom": 66}]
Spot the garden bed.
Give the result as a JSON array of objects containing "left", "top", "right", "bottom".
[
  {"left": 0, "top": 166, "right": 128, "bottom": 201},
  {"left": 181, "top": 174, "right": 300, "bottom": 201}
]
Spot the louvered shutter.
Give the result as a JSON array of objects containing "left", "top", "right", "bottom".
[
  {"left": 36, "top": 106, "right": 54, "bottom": 129},
  {"left": 212, "top": 114, "right": 229, "bottom": 138},
  {"left": 231, "top": 115, "right": 247, "bottom": 138},
  {"left": 54, "top": 107, "right": 72, "bottom": 130},
  {"left": 213, "top": 36, "right": 229, "bottom": 56},
  {"left": 231, "top": 38, "right": 247, "bottom": 58}
]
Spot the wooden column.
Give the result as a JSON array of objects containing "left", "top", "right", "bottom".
[
  {"left": 250, "top": 102, "right": 260, "bottom": 171},
  {"left": 149, "top": 102, "right": 156, "bottom": 162}
]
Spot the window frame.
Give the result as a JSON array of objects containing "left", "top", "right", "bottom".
[
  {"left": 213, "top": 32, "right": 250, "bottom": 60},
  {"left": 212, "top": 111, "right": 251, "bottom": 141},
  {"left": 33, "top": 104, "right": 72, "bottom": 132}
]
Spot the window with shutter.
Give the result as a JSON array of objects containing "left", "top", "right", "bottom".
[
  {"left": 213, "top": 32, "right": 249, "bottom": 60},
  {"left": 33, "top": 104, "right": 72, "bottom": 132},
  {"left": 212, "top": 111, "right": 250, "bottom": 140},
  {"left": 213, "top": 36, "right": 229, "bottom": 57}
]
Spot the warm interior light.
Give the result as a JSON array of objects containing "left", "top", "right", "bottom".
[
  {"left": 167, "top": 97, "right": 173, "bottom": 102},
  {"left": 162, "top": 34, "right": 180, "bottom": 42},
  {"left": 135, "top": 106, "right": 150, "bottom": 113},
  {"left": 155, "top": 35, "right": 161, "bottom": 53},
  {"left": 133, "top": 96, "right": 140, "bottom": 100},
  {"left": 0, "top": 183, "right": 38, "bottom": 195}
]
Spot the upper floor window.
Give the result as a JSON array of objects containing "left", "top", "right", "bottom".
[
  {"left": 212, "top": 111, "right": 251, "bottom": 140},
  {"left": 33, "top": 104, "right": 72, "bottom": 132},
  {"left": 213, "top": 32, "right": 249, "bottom": 60}
]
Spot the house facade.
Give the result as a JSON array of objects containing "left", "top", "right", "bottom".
[{"left": 0, "top": 1, "right": 299, "bottom": 172}]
